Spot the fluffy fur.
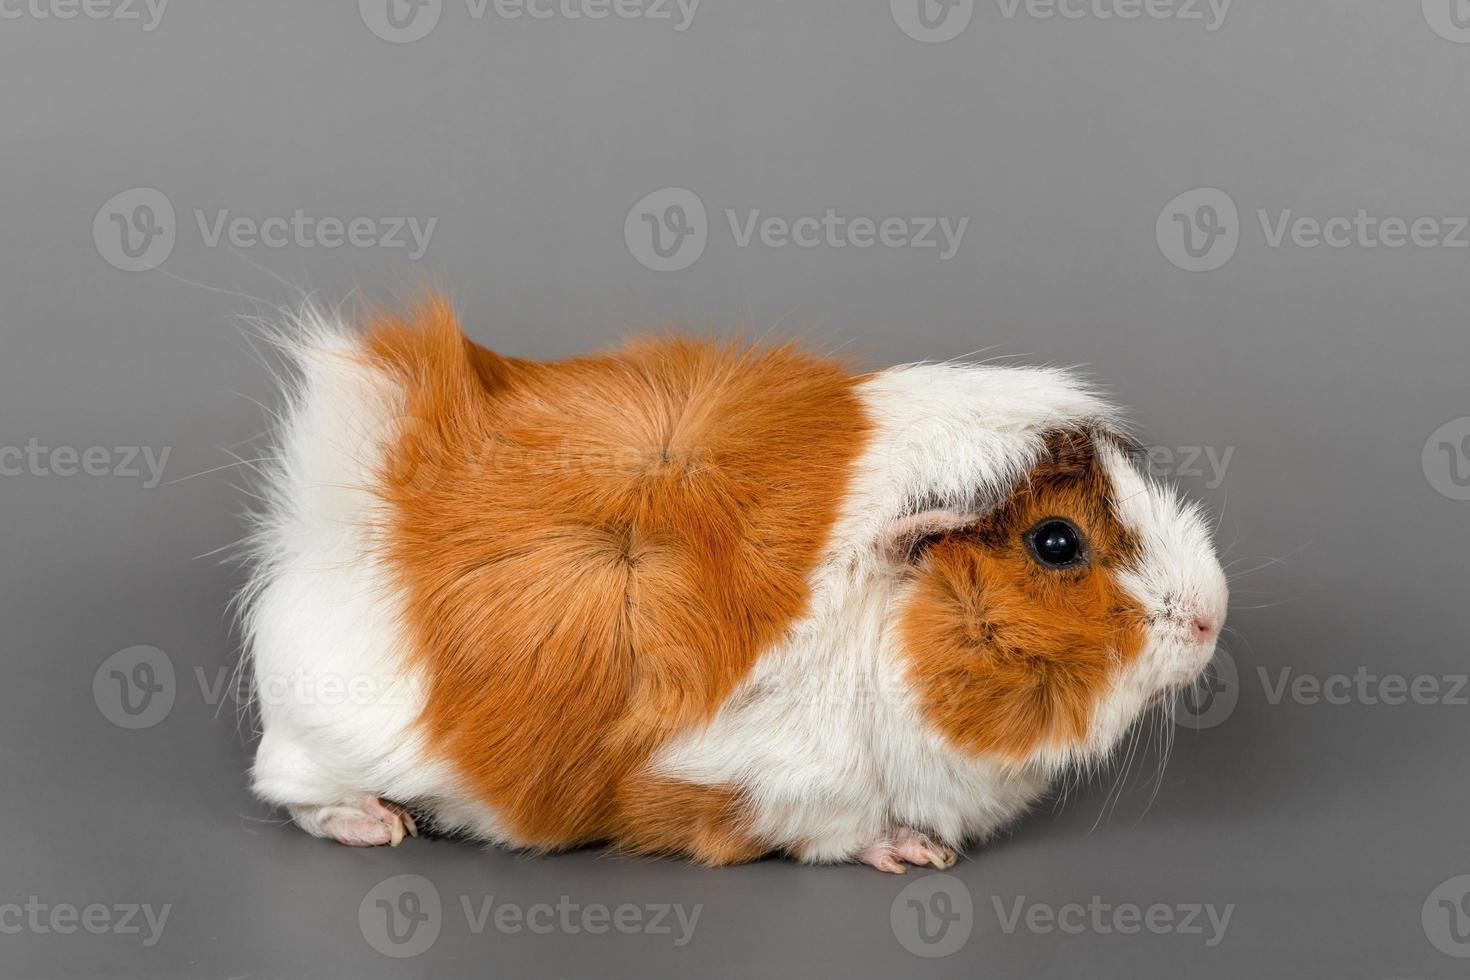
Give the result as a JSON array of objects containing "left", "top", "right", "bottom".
[{"left": 242, "top": 295, "right": 1227, "bottom": 869}]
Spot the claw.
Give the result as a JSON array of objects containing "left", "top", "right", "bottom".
[
  {"left": 858, "top": 829, "right": 958, "bottom": 874},
  {"left": 302, "top": 796, "right": 420, "bottom": 848},
  {"left": 380, "top": 798, "right": 418, "bottom": 846},
  {"left": 857, "top": 845, "right": 908, "bottom": 874},
  {"left": 893, "top": 832, "right": 957, "bottom": 870}
]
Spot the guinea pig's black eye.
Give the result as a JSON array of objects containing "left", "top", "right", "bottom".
[{"left": 1026, "top": 519, "right": 1085, "bottom": 569}]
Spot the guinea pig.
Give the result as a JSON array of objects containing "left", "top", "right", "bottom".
[{"left": 241, "top": 294, "right": 1227, "bottom": 872}]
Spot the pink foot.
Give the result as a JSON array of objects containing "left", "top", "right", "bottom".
[
  {"left": 856, "top": 829, "right": 958, "bottom": 873},
  {"left": 858, "top": 844, "right": 909, "bottom": 874},
  {"left": 892, "top": 830, "right": 957, "bottom": 870},
  {"left": 291, "top": 796, "right": 420, "bottom": 847}
]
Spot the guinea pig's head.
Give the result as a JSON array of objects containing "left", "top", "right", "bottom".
[{"left": 893, "top": 427, "right": 1227, "bottom": 769}]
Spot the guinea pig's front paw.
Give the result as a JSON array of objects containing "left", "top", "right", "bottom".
[
  {"left": 856, "top": 830, "right": 958, "bottom": 874},
  {"left": 290, "top": 796, "right": 420, "bottom": 847}
]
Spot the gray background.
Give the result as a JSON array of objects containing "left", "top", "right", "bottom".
[{"left": 2, "top": 0, "right": 1468, "bottom": 976}]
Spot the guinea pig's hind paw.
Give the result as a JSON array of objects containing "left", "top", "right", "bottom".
[
  {"left": 300, "top": 796, "right": 420, "bottom": 847},
  {"left": 891, "top": 830, "right": 957, "bottom": 871},
  {"left": 856, "top": 846, "right": 909, "bottom": 874},
  {"left": 855, "top": 832, "right": 956, "bottom": 873}
]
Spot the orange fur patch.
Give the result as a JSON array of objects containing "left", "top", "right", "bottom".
[
  {"left": 611, "top": 777, "right": 768, "bottom": 866},
  {"left": 357, "top": 295, "right": 868, "bottom": 857},
  {"left": 898, "top": 432, "right": 1147, "bottom": 761}
]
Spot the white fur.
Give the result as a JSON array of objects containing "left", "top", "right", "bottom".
[
  {"left": 244, "top": 330, "right": 1225, "bottom": 861},
  {"left": 241, "top": 310, "right": 511, "bottom": 843},
  {"left": 649, "top": 362, "right": 1227, "bottom": 860}
]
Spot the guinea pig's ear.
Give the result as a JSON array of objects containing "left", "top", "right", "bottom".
[{"left": 880, "top": 509, "right": 979, "bottom": 565}]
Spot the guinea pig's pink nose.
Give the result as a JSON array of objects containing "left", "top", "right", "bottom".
[{"left": 1191, "top": 614, "right": 1220, "bottom": 641}]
